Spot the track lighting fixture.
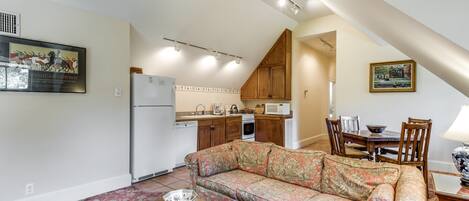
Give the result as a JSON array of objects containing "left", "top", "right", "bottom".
[
  {"left": 278, "top": 0, "right": 302, "bottom": 15},
  {"left": 163, "top": 37, "right": 243, "bottom": 63}
]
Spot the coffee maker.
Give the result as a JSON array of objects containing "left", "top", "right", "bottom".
[{"left": 212, "top": 103, "right": 224, "bottom": 115}]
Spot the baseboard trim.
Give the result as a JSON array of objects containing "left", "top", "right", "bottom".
[
  {"left": 16, "top": 174, "right": 131, "bottom": 201},
  {"left": 292, "top": 134, "right": 327, "bottom": 149},
  {"left": 428, "top": 160, "right": 458, "bottom": 174}
]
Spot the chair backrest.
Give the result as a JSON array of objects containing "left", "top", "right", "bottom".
[
  {"left": 339, "top": 115, "right": 360, "bottom": 132},
  {"left": 397, "top": 122, "right": 433, "bottom": 164},
  {"left": 408, "top": 117, "right": 432, "bottom": 124},
  {"left": 325, "top": 118, "right": 346, "bottom": 156}
]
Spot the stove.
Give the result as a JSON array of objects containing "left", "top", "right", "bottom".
[{"left": 242, "top": 114, "right": 255, "bottom": 141}]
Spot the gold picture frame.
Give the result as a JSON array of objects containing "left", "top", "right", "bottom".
[{"left": 369, "top": 60, "right": 416, "bottom": 93}]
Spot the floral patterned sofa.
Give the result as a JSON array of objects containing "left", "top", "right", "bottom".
[{"left": 185, "top": 140, "right": 427, "bottom": 201}]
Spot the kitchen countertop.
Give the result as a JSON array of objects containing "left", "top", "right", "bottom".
[
  {"left": 176, "top": 113, "right": 292, "bottom": 122},
  {"left": 254, "top": 113, "right": 293, "bottom": 119},
  {"left": 176, "top": 113, "right": 242, "bottom": 122}
]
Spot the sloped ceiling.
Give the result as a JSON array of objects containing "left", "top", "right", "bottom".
[
  {"left": 48, "top": 0, "right": 298, "bottom": 89},
  {"left": 321, "top": 0, "right": 469, "bottom": 97},
  {"left": 384, "top": 0, "right": 469, "bottom": 51}
]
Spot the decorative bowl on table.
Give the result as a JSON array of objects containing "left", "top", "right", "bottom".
[
  {"left": 367, "top": 125, "right": 387, "bottom": 133},
  {"left": 163, "top": 189, "right": 198, "bottom": 201}
]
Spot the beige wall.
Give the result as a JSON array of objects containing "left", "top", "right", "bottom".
[
  {"left": 175, "top": 91, "right": 244, "bottom": 112},
  {"left": 0, "top": 1, "right": 131, "bottom": 200},
  {"left": 290, "top": 39, "right": 334, "bottom": 148},
  {"left": 296, "top": 14, "right": 469, "bottom": 172}
]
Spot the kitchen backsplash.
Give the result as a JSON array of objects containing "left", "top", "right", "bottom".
[
  {"left": 175, "top": 85, "right": 244, "bottom": 112},
  {"left": 176, "top": 85, "right": 240, "bottom": 94}
]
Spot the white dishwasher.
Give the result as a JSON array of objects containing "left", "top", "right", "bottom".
[{"left": 173, "top": 121, "right": 198, "bottom": 168}]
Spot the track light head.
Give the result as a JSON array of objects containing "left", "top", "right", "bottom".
[
  {"left": 173, "top": 42, "right": 181, "bottom": 52},
  {"left": 235, "top": 58, "right": 241, "bottom": 64},
  {"left": 278, "top": 0, "right": 287, "bottom": 7}
]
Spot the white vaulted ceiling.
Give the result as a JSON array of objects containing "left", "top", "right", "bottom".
[{"left": 47, "top": 0, "right": 298, "bottom": 89}]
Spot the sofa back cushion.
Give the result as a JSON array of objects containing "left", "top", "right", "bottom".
[
  {"left": 232, "top": 140, "right": 273, "bottom": 176},
  {"left": 198, "top": 151, "right": 239, "bottom": 177},
  {"left": 267, "top": 145, "right": 326, "bottom": 191},
  {"left": 321, "top": 155, "right": 400, "bottom": 201}
]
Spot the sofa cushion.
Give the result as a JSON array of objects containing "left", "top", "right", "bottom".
[
  {"left": 306, "top": 194, "right": 351, "bottom": 201},
  {"left": 321, "top": 155, "right": 400, "bottom": 201},
  {"left": 198, "top": 151, "right": 238, "bottom": 177},
  {"left": 267, "top": 145, "right": 325, "bottom": 191},
  {"left": 367, "top": 184, "right": 394, "bottom": 201},
  {"left": 196, "top": 170, "right": 265, "bottom": 199},
  {"left": 237, "top": 178, "right": 320, "bottom": 201},
  {"left": 232, "top": 140, "right": 273, "bottom": 176}
]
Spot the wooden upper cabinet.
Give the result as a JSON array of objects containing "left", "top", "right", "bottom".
[
  {"left": 240, "top": 69, "right": 258, "bottom": 99},
  {"left": 261, "top": 35, "right": 286, "bottom": 66},
  {"left": 271, "top": 66, "right": 286, "bottom": 99},
  {"left": 241, "top": 29, "right": 292, "bottom": 100},
  {"left": 257, "top": 67, "right": 271, "bottom": 99}
]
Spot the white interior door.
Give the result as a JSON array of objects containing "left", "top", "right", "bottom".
[{"left": 131, "top": 106, "right": 174, "bottom": 180}]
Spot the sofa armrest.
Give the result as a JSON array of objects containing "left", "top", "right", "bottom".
[
  {"left": 395, "top": 166, "right": 427, "bottom": 201},
  {"left": 367, "top": 184, "right": 394, "bottom": 201},
  {"left": 184, "top": 143, "right": 233, "bottom": 187}
]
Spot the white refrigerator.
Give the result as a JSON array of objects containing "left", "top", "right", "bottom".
[{"left": 131, "top": 74, "right": 176, "bottom": 183}]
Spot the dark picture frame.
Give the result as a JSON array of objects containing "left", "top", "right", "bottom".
[
  {"left": 0, "top": 35, "right": 86, "bottom": 93},
  {"left": 369, "top": 60, "right": 416, "bottom": 93}
]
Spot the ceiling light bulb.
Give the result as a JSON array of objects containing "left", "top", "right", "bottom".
[
  {"left": 278, "top": 0, "right": 287, "bottom": 7},
  {"left": 235, "top": 58, "right": 241, "bottom": 64}
]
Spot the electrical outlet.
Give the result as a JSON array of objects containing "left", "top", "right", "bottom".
[{"left": 25, "top": 183, "right": 34, "bottom": 195}]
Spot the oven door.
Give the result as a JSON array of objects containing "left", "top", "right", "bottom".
[{"left": 242, "top": 121, "right": 255, "bottom": 140}]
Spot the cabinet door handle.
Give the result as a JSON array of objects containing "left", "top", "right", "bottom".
[{"left": 210, "top": 125, "right": 215, "bottom": 129}]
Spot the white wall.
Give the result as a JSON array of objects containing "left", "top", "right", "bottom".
[
  {"left": 290, "top": 39, "right": 333, "bottom": 148},
  {"left": 0, "top": 1, "right": 131, "bottom": 201},
  {"left": 296, "top": 15, "right": 469, "bottom": 172}
]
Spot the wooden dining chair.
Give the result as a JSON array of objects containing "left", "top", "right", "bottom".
[
  {"left": 325, "top": 118, "right": 370, "bottom": 160},
  {"left": 408, "top": 117, "right": 432, "bottom": 124},
  {"left": 376, "top": 122, "right": 432, "bottom": 183},
  {"left": 339, "top": 116, "right": 367, "bottom": 151},
  {"left": 340, "top": 115, "right": 360, "bottom": 131},
  {"left": 381, "top": 117, "right": 433, "bottom": 155}
]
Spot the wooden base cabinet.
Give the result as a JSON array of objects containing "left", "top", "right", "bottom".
[
  {"left": 225, "top": 116, "right": 242, "bottom": 142},
  {"left": 255, "top": 116, "right": 286, "bottom": 147},
  {"left": 197, "top": 119, "right": 226, "bottom": 151}
]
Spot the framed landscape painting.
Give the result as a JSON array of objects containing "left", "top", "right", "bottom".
[
  {"left": 369, "top": 60, "right": 416, "bottom": 93},
  {"left": 0, "top": 35, "right": 86, "bottom": 93}
]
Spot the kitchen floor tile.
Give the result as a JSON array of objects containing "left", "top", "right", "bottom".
[
  {"left": 152, "top": 174, "right": 181, "bottom": 185},
  {"left": 166, "top": 180, "right": 191, "bottom": 190}
]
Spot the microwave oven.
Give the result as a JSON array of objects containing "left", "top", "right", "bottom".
[{"left": 265, "top": 103, "right": 290, "bottom": 115}]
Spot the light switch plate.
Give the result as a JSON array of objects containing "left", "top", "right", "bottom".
[{"left": 114, "top": 88, "right": 122, "bottom": 97}]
